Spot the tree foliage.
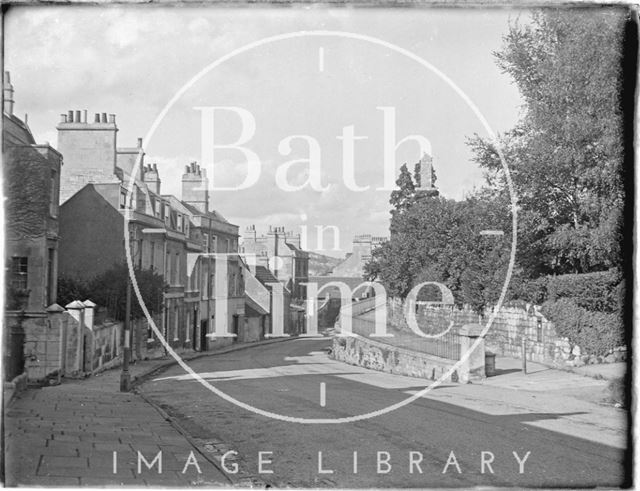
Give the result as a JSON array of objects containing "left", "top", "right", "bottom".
[
  {"left": 469, "top": 9, "right": 626, "bottom": 276},
  {"left": 57, "top": 264, "right": 165, "bottom": 321},
  {"left": 366, "top": 10, "right": 626, "bottom": 321},
  {"left": 389, "top": 164, "right": 415, "bottom": 219}
]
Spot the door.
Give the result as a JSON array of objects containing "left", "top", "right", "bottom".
[{"left": 200, "top": 319, "right": 208, "bottom": 351}]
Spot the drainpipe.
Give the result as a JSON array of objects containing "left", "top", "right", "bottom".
[{"left": 206, "top": 216, "right": 212, "bottom": 351}]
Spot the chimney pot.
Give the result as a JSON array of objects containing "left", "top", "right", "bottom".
[
  {"left": 94, "top": 113, "right": 100, "bottom": 123},
  {"left": 185, "top": 165, "right": 190, "bottom": 174},
  {"left": 83, "top": 109, "right": 87, "bottom": 123},
  {"left": 60, "top": 114, "right": 67, "bottom": 123},
  {"left": 68, "top": 110, "right": 74, "bottom": 122},
  {"left": 108, "top": 114, "right": 115, "bottom": 124},
  {"left": 137, "top": 137, "right": 142, "bottom": 148},
  {"left": 101, "top": 113, "right": 107, "bottom": 123},
  {"left": 153, "top": 163, "right": 158, "bottom": 171},
  {"left": 75, "top": 110, "right": 81, "bottom": 122}
]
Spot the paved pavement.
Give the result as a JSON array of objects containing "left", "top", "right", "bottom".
[
  {"left": 3, "top": 338, "right": 292, "bottom": 487},
  {"left": 481, "top": 356, "right": 626, "bottom": 391},
  {"left": 139, "top": 338, "right": 629, "bottom": 488}
]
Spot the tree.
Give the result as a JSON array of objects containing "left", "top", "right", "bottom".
[
  {"left": 389, "top": 164, "right": 415, "bottom": 219},
  {"left": 469, "top": 9, "right": 626, "bottom": 276},
  {"left": 366, "top": 187, "right": 513, "bottom": 306},
  {"left": 57, "top": 264, "right": 165, "bottom": 321}
]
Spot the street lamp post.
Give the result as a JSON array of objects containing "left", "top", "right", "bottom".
[{"left": 120, "top": 277, "right": 132, "bottom": 392}]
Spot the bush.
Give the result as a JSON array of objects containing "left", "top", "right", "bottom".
[
  {"left": 57, "top": 264, "right": 165, "bottom": 321},
  {"left": 509, "top": 275, "right": 548, "bottom": 305},
  {"left": 57, "top": 275, "right": 89, "bottom": 307},
  {"left": 546, "top": 269, "right": 621, "bottom": 313},
  {"left": 541, "top": 298, "right": 624, "bottom": 356}
]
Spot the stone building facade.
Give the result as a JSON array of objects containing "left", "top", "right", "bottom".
[
  {"left": 57, "top": 110, "right": 249, "bottom": 353},
  {"left": 3, "top": 71, "right": 64, "bottom": 381},
  {"left": 330, "top": 234, "right": 388, "bottom": 278},
  {"left": 241, "top": 225, "right": 310, "bottom": 301}
]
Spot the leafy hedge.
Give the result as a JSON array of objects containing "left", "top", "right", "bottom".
[
  {"left": 540, "top": 298, "right": 624, "bottom": 356},
  {"left": 546, "top": 269, "right": 622, "bottom": 313}
]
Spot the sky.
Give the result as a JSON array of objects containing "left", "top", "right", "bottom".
[{"left": 4, "top": 6, "right": 525, "bottom": 257}]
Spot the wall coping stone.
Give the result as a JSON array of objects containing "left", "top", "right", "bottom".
[
  {"left": 46, "top": 303, "right": 66, "bottom": 313},
  {"left": 458, "top": 323, "right": 484, "bottom": 337}
]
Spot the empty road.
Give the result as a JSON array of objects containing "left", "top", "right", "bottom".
[{"left": 138, "top": 337, "right": 627, "bottom": 488}]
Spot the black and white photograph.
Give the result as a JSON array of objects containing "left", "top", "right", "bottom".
[{"left": 1, "top": 3, "right": 634, "bottom": 488}]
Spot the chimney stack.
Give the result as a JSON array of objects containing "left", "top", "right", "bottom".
[
  {"left": 3, "top": 72, "right": 14, "bottom": 115},
  {"left": 68, "top": 110, "right": 74, "bottom": 123},
  {"left": 137, "top": 137, "right": 142, "bottom": 148},
  {"left": 60, "top": 114, "right": 67, "bottom": 123},
  {"left": 108, "top": 114, "right": 115, "bottom": 124},
  {"left": 182, "top": 161, "right": 209, "bottom": 213},
  {"left": 75, "top": 110, "right": 81, "bottom": 123},
  {"left": 101, "top": 113, "right": 107, "bottom": 123},
  {"left": 94, "top": 113, "right": 100, "bottom": 123},
  {"left": 143, "top": 161, "right": 161, "bottom": 195}
]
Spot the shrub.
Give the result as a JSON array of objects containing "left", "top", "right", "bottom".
[
  {"left": 541, "top": 298, "right": 624, "bottom": 356},
  {"left": 57, "top": 275, "right": 89, "bottom": 307},
  {"left": 57, "top": 264, "right": 165, "bottom": 321},
  {"left": 509, "top": 275, "right": 548, "bottom": 305},
  {"left": 546, "top": 269, "right": 621, "bottom": 313}
]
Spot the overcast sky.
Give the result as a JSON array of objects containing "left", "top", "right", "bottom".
[{"left": 5, "top": 7, "right": 524, "bottom": 257}]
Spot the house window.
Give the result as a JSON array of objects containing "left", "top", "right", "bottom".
[
  {"left": 226, "top": 238, "right": 231, "bottom": 253},
  {"left": 164, "top": 204, "right": 170, "bottom": 226},
  {"left": 46, "top": 249, "right": 55, "bottom": 305},
  {"left": 49, "top": 170, "right": 58, "bottom": 217},
  {"left": 204, "top": 234, "right": 210, "bottom": 252},
  {"left": 150, "top": 242, "right": 155, "bottom": 270},
  {"left": 11, "top": 257, "right": 28, "bottom": 290},
  {"left": 136, "top": 188, "right": 146, "bottom": 212},
  {"left": 201, "top": 262, "right": 208, "bottom": 299},
  {"left": 177, "top": 214, "right": 183, "bottom": 232},
  {"left": 119, "top": 190, "right": 127, "bottom": 209},
  {"left": 189, "top": 263, "right": 198, "bottom": 291},
  {"left": 175, "top": 253, "right": 180, "bottom": 285},
  {"left": 138, "top": 239, "right": 143, "bottom": 269},
  {"left": 211, "top": 236, "right": 217, "bottom": 253}
]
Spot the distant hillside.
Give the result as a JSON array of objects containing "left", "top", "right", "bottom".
[{"left": 308, "top": 251, "right": 343, "bottom": 276}]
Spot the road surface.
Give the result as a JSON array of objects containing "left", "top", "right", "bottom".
[{"left": 138, "top": 337, "right": 627, "bottom": 488}]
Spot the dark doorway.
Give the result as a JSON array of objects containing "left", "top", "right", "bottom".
[
  {"left": 192, "top": 309, "right": 198, "bottom": 350},
  {"left": 232, "top": 315, "right": 239, "bottom": 338},
  {"left": 200, "top": 319, "right": 208, "bottom": 351}
]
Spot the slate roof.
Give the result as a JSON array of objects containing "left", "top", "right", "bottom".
[
  {"left": 254, "top": 266, "right": 279, "bottom": 286},
  {"left": 181, "top": 201, "right": 229, "bottom": 224}
]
